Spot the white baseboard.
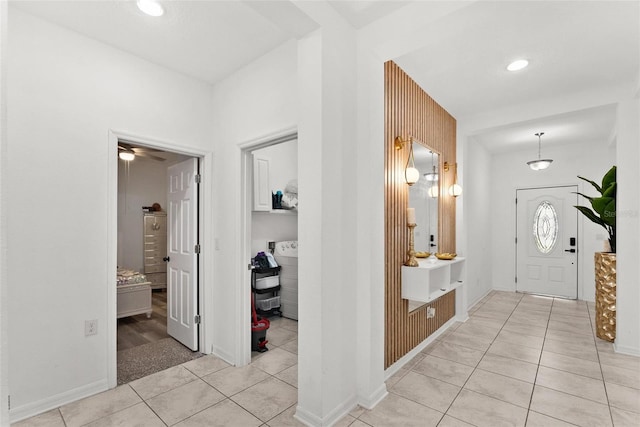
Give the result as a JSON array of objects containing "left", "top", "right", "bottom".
[
  {"left": 211, "top": 345, "right": 235, "bottom": 366},
  {"left": 468, "top": 288, "right": 493, "bottom": 309},
  {"left": 385, "top": 317, "right": 459, "bottom": 380},
  {"left": 295, "top": 394, "right": 359, "bottom": 427},
  {"left": 10, "top": 379, "right": 108, "bottom": 423},
  {"left": 294, "top": 404, "right": 322, "bottom": 426},
  {"left": 358, "top": 384, "right": 388, "bottom": 410},
  {"left": 614, "top": 343, "right": 640, "bottom": 357},
  {"left": 492, "top": 285, "right": 514, "bottom": 293}
]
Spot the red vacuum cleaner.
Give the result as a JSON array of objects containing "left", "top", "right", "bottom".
[{"left": 251, "top": 291, "right": 270, "bottom": 352}]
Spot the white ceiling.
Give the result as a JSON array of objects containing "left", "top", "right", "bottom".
[
  {"left": 471, "top": 104, "right": 618, "bottom": 153},
  {"left": 11, "top": 1, "right": 639, "bottom": 153},
  {"left": 328, "top": 0, "right": 411, "bottom": 28},
  {"left": 393, "top": 1, "right": 639, "bottom": 152},
  {"left": 11, "top": 0, "right": 293, "bottom": 84}
]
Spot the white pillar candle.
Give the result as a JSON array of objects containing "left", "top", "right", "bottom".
[{"left": 407, "top": 208, "right": 415, "bottom": 224}]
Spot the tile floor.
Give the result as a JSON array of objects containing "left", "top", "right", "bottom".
[{"left": 13, "top": 291, "right": 640, "bottom": 426}]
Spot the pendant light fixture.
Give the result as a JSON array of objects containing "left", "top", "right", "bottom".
[
  {"left": 424, "top": 151, "right": 438, "bottom": 182},
  {"left": 527, "top": 132, "right": 553, "bottom": 171}
]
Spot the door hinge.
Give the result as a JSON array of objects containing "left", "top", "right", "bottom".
[
  {"left": 515, "top": 276, "right": 518, "bottom": 283},
  {"left": 195, "top": 174, "right": 201, "bottom": 184},
  {"left": 194, "top": 244, "right": 201, "bottom": 254},
  {"left": 515, "top": 198, "right": 518, "bottom": 204},
  {"left": 194, "top": 315, "right": 201, "bottom": 324},
  {"left": 7, "top": 395, "right": 10, "bottom": 410},
  {"left": 515, "top": 237, "right": 518, "bottom": 244}
]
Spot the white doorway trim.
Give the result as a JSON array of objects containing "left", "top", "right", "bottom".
[
  {"left": 237, "top": 127, "right": 297, "bottom": 366},
  {"left": 107, "top": 130, "right": 214, "bottom": 388}
]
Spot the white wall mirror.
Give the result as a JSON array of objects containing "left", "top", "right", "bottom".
[{"left": 409, "top": 142, "right": 439, "bottom": 254}]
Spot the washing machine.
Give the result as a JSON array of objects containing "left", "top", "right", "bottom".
[{"left": 274, "top": 240, "right": 298, "bottom": 320}]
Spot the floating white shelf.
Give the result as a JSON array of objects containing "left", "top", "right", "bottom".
[
  {"left": 252, "top": 209, "right": 298, "bottom": 215},
  {"left": 402, "top": 257, "right": 465, "bottom": 303}
]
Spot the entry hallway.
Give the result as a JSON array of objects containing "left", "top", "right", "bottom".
[{"left": 13, "top": 291, "right": 640, "bottom": 426}]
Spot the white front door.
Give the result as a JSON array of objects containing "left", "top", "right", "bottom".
[
  {"left": 516, "top": 186, "right": 578, "bottom": 299},
  {"left": 167, "top": 158, "right": 199, "bottom": 350}
]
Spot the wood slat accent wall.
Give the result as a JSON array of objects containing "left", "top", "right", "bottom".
[{"left": 384, "top": 61, "right": 457, "bottom": 368}]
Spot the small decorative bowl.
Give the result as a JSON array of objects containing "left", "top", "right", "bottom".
[
  {"left": 435, "top": 252, "right": 457, "bottom": 260},
  {"left": 415, "top": 252, "right": 431, "bottom": 258}
]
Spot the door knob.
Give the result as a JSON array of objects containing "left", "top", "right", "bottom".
[
  {"left": 163, "top": 256, "right": 170, "bottom": 262},
  {"left": 564, "top": 249, "right": 576, "bottom": 253}
]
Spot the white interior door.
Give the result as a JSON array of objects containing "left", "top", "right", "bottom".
[
  {"left": 167, "top": 158, "right": 199, "bottom": 350},
  {"left": 516, "top": 186, "right": 578, "bottom": 299}
]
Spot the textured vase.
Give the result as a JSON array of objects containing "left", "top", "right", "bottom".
[{"left": 594, "top": 252, "right": 616, "bottom": 342}]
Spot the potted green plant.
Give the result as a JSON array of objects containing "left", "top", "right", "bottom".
[
  {"left": 575, "top": 165, "right": 616, "bottom": 342},
  {"left": 575, "top": 165, "right": 616, "bottom": 252}
]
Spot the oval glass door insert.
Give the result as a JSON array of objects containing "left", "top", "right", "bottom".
[{"left": 533, "top": 201, "right": 558, "bottom": 254}]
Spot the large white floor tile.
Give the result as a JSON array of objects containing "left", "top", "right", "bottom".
[
  {"left": 231, "top": 377, "right": 297, "bottom": 422},
  {"left": 437, "top": 415, "right": 475, "bottom": 427},
  {"left": 525, "top": 411, "right": 576, "bottom": 427},
  {"left": 464, "top": 369, "right": 534, "bottom": 408},
  {"left": 543, "top": 338, "right": 598, "bottom": 362},
  {"left": 174, "top": 398, "right": 262, "bottom": 427},
  {"left": 535, "top": 366, "right": 607, "bottom": 404},
  {"left": 530, "top": 386, "right": 612, "bottom": 427},
  {"left": 129, "top": 365, "right": 197, "bottom": 400},
  {"left": 202, "top": 364, "right": 271, "bottom": 396},
  {"left": 146, "top": 379, "right": 225, "bottom": 425},
  {"left": 181, "top": 354, "right": 231, "bottom": 377},
  {"left": 429, "top": 341, "right": 485, "bottom": 367},
  {"left": 264, "top": 405, "right": 304, "bottom": 427},
  {"left": 611, "top": 407, "right": 640, "bottom": 427},
  {"left": 11, "top": 409, "right": 65, "bottom": 427},
  {"left": 84, "top": 402, "right": 165, "bottom": 427},
  {"left": 447, "top": 389, "right": 527, "bottom": 427},
  {"left": 477, "top": 353, "right": 538, "bottom": 383},
  {"left": 251, "top": 347, "right": 298, "bottom": 375},
  {"left": 391, "top": 371, "right": 461, "bottom": 413},
  {"left": 59, "top": 385, "right": 141, "bottom": 427},
  {"left": 412, "top": 355, "right": 474, "bottom": 387},
  {"left": 359, "top": 393, "right": 444, "bottom": 427},
  {"left": 606, "top": 382, "right": 640, "bottom": 414},
  {"left": 602, "top": 363, "right": 640, "bottom": 390},
  {"left": 539, "top": 350, "right": 602, "bottom": 380},
  {"left": 487, "top": 341, "right": 541, "bottom": 364},
  {"left": 495, "top": 330, "right": 544, "bottom": 350}
]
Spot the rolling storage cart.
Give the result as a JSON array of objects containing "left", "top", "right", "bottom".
[{"left": 251, "top": 266, "right": 282, "bottom": 317}]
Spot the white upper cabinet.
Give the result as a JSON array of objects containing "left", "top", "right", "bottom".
[{"left": 253, "top": 154, "right": 271, "bottom": 211}]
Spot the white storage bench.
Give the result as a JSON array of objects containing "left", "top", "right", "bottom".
[{"left": 117, "top": 282, "right": 152, "bottom": 319}]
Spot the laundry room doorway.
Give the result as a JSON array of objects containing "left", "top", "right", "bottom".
[{"left": 240, "top": 130, "right": 299, "bottom": 368}]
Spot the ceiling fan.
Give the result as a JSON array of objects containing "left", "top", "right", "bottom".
[{"left": 118, "top": 141, "right": 166, "bottom": 162}]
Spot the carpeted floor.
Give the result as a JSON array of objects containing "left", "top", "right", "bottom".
[
  {"left": 117, "top": 291, "right": 203, "bottom": 384},
  {"left": 117, "top": 337, "right": 203, "bottom": 384}
]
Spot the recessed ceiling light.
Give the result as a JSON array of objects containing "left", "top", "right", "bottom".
[
  {"left": 507, "top": 59, "right": 529, "bottom": 71},
  {"left": 137, "top": 0, "right": 164, "bottom": 17}
]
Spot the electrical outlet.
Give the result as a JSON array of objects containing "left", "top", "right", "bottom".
[
  {"left": 85, "top": 319, "right": 98, "bottom": 336},
  {"left": 426, "top": 307, "right": 436, "bottom": 319}
]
